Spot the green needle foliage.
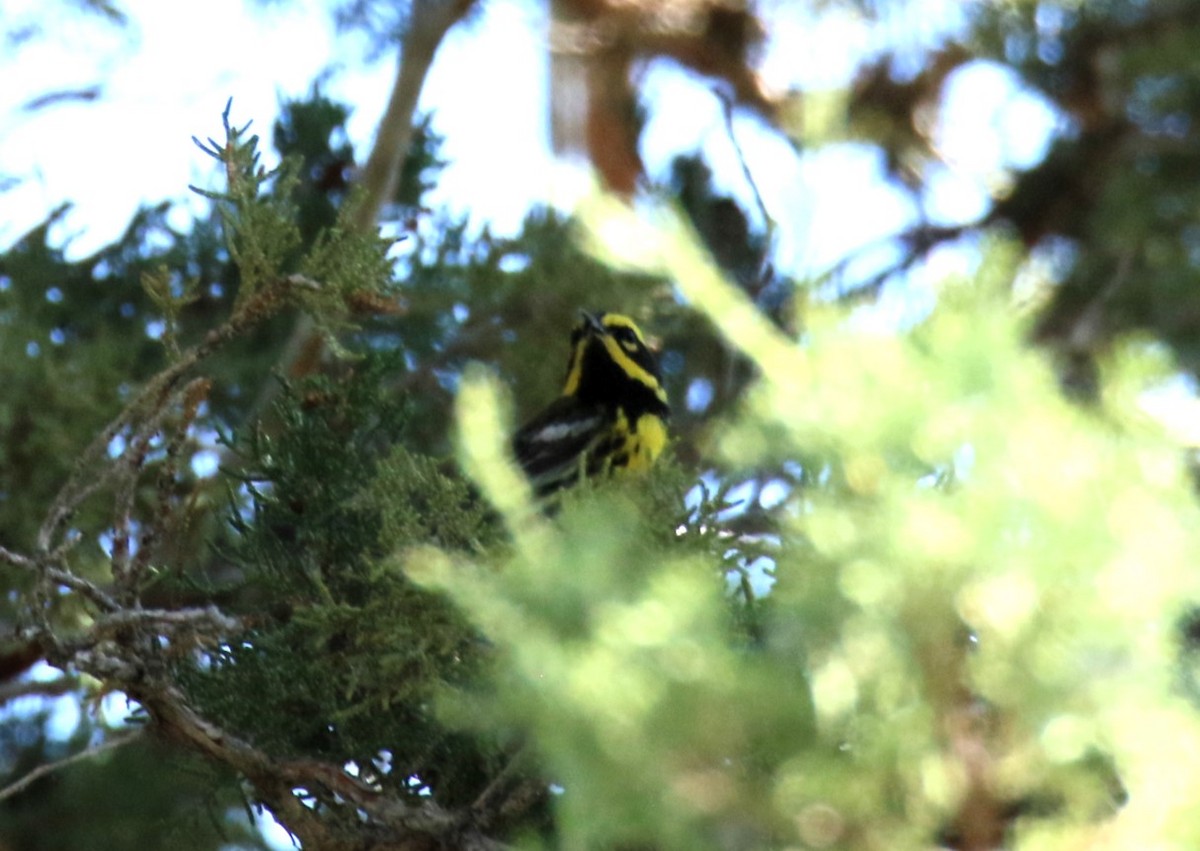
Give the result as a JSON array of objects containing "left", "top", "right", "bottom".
[{"left": 178, "top": 362, "right": 504, "bottom": 807}]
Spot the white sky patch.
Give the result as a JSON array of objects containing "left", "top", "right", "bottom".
[
  {"left": 191, "top": 448, "right": 221, "bottom": 478},
  {"left": 0, "top": 663, "right": 81, "bottom": 740},
  {"left": 1140, "top": 373, "right": 1200, "bottom": 447},
  {"left": 259, "top": 809, "right": 299, "bottom": 851},
  {"left": 760, "top": 5, "right": 868, "bottom": 90},
  {"left": 2, "top": 0, "right": 1000, "bottom": 290},
  {"left": 922, "top": 162, "right": 991, "bottom": 225},
  {"left": 411, "top": 1, "right": 551, "bottom": 233},
  {"left": 938, "top": 60, "right": 1061, "bottom": 177},
  {"left": 798, "top": 143, "right": 919, "bottom": 274},
  {"left": 2, "top": 0, "right": 337, "bottom": 254}
]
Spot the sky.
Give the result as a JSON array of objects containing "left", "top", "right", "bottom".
[{"left": 1, "top": 0, "right": 1058, "bottom": 280}]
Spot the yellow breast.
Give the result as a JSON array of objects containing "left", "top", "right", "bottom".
[{"left": 622, "top": 411, "right": 668, "bottom": 473}]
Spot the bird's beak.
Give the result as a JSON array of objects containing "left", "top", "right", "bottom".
[{"left": 579, "top": 310, "right": 606, "bottom": 336}]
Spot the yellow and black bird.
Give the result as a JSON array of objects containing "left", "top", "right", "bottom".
[{"left": 513, "top": 311, "right": 669, "bottom": 497}]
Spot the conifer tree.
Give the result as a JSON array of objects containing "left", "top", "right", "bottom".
[{"left": 4, "top": 3, "right": 1200, "bottom": 850}]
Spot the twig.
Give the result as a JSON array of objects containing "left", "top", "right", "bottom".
[
  {"left": 496, "top": 778, "right": 548, "bottom": 823},
  {"left": 467, "top": 745, "right": 547, "bottom": 836},
  {"left": 471, "top": 743, "right": 527, "bottom": 821},
  {"left": 36, "top": 275, "right": 309, "bottom": 556},
  {"left": 0, "top": 544, "right": 34, "bottom": 569},
  {"left": 0, "top": 730, "right": 142, "bottom": 803},
  {"left": 48, "top": 566, "right": 121, "bottom": 610},
  {"left": 350, "top": 0, "right": 480, "bottom": 232},
  {"left": 10, "top": 555, "right": 121, "bottom": 613},
  {"left": 127, "top": 682, "right": 510, "bottom": 850},
  {"left": 0, "top": 675, "right": 78, "bottom": 705},
  {"left": 716, "top": 87, "right": 775, "bottom": 242},
  {"left": 109, "top": 421, "right": 155, "bottom": 587},
  {"left": 825, "top": 222, "right": 969, "bottom": 303},
  {"left": 92, "top": 606, "right": 242, "bottom": 636},
  {"left": 1065, "top": 247, "right": 1133, "bottom": 351}
]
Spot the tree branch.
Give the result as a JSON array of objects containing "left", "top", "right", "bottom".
[
  {"left": 350, "top": 0, "right": 479, "bottom": 232},
  {"left": 44, "top": 565, "right": 121, "bottom": 612},
  {"left": 0, "top": 675, "right": 78, "bottom": 705},
  {"left": 716, "top": 87, "right": 775, "bottom": 243},
  {"left": 91, "top": 605, "right": 242, "bottom": 636},
  {"left": 3, "top": 542, "right": 121, "bottom": 613},
  {"left": 127, "top": 681, "right": 511, "bottom": 851},
  {"left": 0, "top": 544, "right": 33, "bottom": 569},
  {"left": 0, "top": 730, "right": 142, "bottom": 804},
  {"left": 262, "top": 1, "right": 480, "bottom": 455},
  {"left": 36, "top": 274, "right": 313, "bottom": 556}
]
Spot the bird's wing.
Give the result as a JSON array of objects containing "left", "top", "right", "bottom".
[{"left": 512, "top": 397, "right": 608, "bottom": 496}]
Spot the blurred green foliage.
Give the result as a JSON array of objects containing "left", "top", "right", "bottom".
[
  {"left": 0, "top": 712, "right": 266, "bottom": 850},
  {"left": 420, "top": 210, "right": 1200, "bottom": 848}
]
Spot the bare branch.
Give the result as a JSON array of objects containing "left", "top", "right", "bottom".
[
  {"left": 36, "top": 274, "right": 312, "bottom": 555},
  {"left": 44, "top": 565, "right": 120, "bottom": 612},
  {"left": 125, "top": 682, "right": 511, "bottom": 850},
  {"left": 468, "top": 743, "right": 547, "bottom": 836},
  {"left": 109, "top": 424, "right": 153, "bottom": 587},
  {"left": 826, "top": 222, "right": 970, "bottom": 304},
  {"left": 0, "top": 730, "right": 142, "bottom": 804},
  {"left": 716, "top": 87, "right": 775, "bottom": 242},
  {"left": 0, "top": 544, "right": 34, "bottom": 569},
  {"left": 0, "top": 675, "right": 78, "bottom": 705},
  {"left": 350, "top": 0, "right": 480, "bottom": 232},
  {"left": 469, "top": 743, "right": 544, "bottom": 830},
  {"left": 92, "top": 606, "right": 242, "bottom": 636},
  {"left": 5, "top": 543, "right": 121, "bottom": 613},
  {"left": 21, "top": 86, "right": 102, "bottom": 112}
]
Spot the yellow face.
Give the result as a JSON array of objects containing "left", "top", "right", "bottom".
[
  {"left": 561, "top": 312, "right": 668, "bottom": 407},
  {"left": 515, "top": 311, "right": 670, "bottom": 494}
]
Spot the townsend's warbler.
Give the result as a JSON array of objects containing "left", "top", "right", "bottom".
[{"left": 513, "top": 311, "right": 670, "bottom": 497}]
